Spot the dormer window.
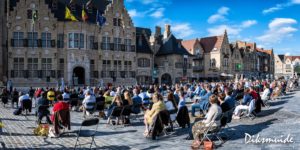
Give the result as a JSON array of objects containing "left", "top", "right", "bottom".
[{"left": 195, "top": 49, "right": 200, "bottom": 55}]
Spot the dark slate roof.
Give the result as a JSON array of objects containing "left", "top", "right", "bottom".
[
  {"left": 10, "top": 0, "right": 111, "bottom": 23},
  {"left": 136, "top": 27, "right": 152, "bottom": 54},
  {"left": 278, "top": 54, "right": 285, "bottom": 62},
  {"left": 156, "top": 34, "right": 191, "bottom": 56}
]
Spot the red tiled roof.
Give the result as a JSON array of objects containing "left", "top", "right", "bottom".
[
  {"left": 181, "top": 39, "right": 198, "bottom": 53},
  {"left": 256, "top": 48, "right": 273, "bottom": 55},
  {"left": 285, "top": 56, "right": 300, "bottom": 61},
  {"left": 198, "top": 35, "right": 224, "bottom": 53}
]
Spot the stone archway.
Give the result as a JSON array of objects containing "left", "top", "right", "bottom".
[
  {"left": 73, "top": 66, "right": 85, "bottom": 85},
  {"left": 161, "top": 73, "right": 172, "bottom": 85}
]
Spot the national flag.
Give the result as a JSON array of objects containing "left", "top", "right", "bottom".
[
  {"left": 96, "top": 10, "right": 106, "bottom": 26},
  {"left": 82, "top": 9, "right": 88, "bottom": 21},
  {"left": 32, "top": 10, "right": 38, "bottom": 24},
  {"left": 65, "top": 7, "right": 78, "bottom": 21}
]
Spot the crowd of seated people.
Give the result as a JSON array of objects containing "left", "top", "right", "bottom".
[{"left": 0, "top": 77, "right": 298, "bottom": 143}]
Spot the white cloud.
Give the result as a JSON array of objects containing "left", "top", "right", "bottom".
[
  {"left": 207, "top": 25, "right": 241, "bottom": 36},
  {"left": 150, "top": 8, "right": 165, "bottom": 18},
  {"left": 172, "top": 23, "right": 195, "bottom": 38},
  {"left": 207, "top": 6, "right": 229, "bottom": 24},
  {"left": 269, "top": 18, "right": 297, "bottom": 29},
  {"left": 263, "top": 0, "right": 300, "bottom": 14},
  {"left": 207, "top": 20, "right": 257, "bottom": 36},
  {"left": 241, "top": 20, "right": 257, "bottom": 28},
  {"left": 292, "top": 0, "right": 300, "bottom": 4},
  {"left": 285, "top": 52, "right": 291, "bottom": 56},
  {"left": 128, "top": 9, "right": 139, "bottom": 17},
  {"left": 257, "top": 18, "right": 298, "bottom": 44}
]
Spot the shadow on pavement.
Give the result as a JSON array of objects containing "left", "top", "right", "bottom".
[
  {"left": 226, "top": 118, "right": 278, "bottom": 141},
  {"left": 257, "top": 107, "right": 283, "bottom": 117},
  {"left": 269, "top": 101, "right": 287, "bottom": 107},
  {"left": 99, "top": 145, "right": 131, "bottom": 149},
  {"left": 140, "top": 145, "right": 161, "bottom": 150}
]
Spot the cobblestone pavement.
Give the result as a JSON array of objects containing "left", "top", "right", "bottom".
[{"left": 0, "top": 90, "right": 300, "bottom": 150}]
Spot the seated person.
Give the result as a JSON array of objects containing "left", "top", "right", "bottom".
[
  {"left": 62, "top": 89, "right": 70, "bottom": 102},
  {"left": 220, "top": 88, "right": 236, "bottom": 112},
  {"left": 165, "top": 92, "right": 178, "bottom": 121},
  {"left": 192, "top": 95, "right": 222, "bottom": 141},
  {"left": 143, "top": 93, "right": 166, "bottom": 135},
  {"left": 191, "top": 85, "right": 212, "bottom": 117},
  {"left": 36, "top": 92, "right": 51, "bottom": 124},
  {"left": 107, "top": 95, "right": 123, "bottom": 124},
  {"left": 261, "top": 85, "right": 271, "bottom": 101},
  {"left": 51, "top": 95, "right": 69, "bottom": 122},
  {"left": 123, "top": 91, "right": 133, "bottom": 106},
  {"left": 132, "top": 89, "right": 143, "bottom": 114},
  {"left": 232, "top": 88, "right": 252, "bottom": 119},
  {"left": 82, "top": 91, "right": 96, "bottom": 117}
]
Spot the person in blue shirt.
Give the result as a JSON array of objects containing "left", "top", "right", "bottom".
[
  {"left": 191, "top": 85, "right": 212, "bottom": 117},
  {"left": 131, "top": 88, "right": 142, "bottom": 114},
  {"left": 178, "top": 91, "right": 186, "bottom": 110},
  {"left": 220, "top": 88, "right": 236, "bottom": 112}
]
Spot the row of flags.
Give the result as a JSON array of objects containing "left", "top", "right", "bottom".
[{"left": 64, "top": 0, "right": 106, "bottom": 26}]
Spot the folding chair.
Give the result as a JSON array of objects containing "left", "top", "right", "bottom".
[
  {"left": 199, "top": 114, "right": 224, "bottom": 145},
  {"left": 107, "top": 106, "right": 123, "bottom": 125},
  {"left": 262, "top": 93, "right": 271, "bottom": 108},
  {"left": 145, "top": 113, "right": 168, "bottom": 140},
  {"left": 243, "top": 99, "right": 256, "bottom": 120},
  {"left": 84, "top": 102, "right": 96, "bottom": 118},
  {"left": 121, "top": 105, "right": 132, "bottom": 125},
  {"left": 74, "top": 118, "right": 100, "bottom": 149}
]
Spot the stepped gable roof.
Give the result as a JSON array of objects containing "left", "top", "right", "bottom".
[
  {"left": 156, "top": 34, "right": 191, "bottom": 56},
  {"left": 198, "top": 35, "right": 224, "bottom": 53},
  {"left": 136, "top": 27, "right": 152, "bottom": 54},
  {"left": 10, "top": 0, "right": 111, "bottom": 23}
]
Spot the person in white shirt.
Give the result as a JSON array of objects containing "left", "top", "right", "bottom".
[
  {"left": 261, "top": 85, "right": 270, "bottom": 101},
  {"left": 192, "top": 94, "right": 222, "bottom": 141},
  {"left": 82, "top": 91, "right": 96, "bottom": 117},
  {"left": 18, "top": 92, "right": 31, "bottom": 109}
]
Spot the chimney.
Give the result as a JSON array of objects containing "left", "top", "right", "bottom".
[
  {"left": 164, "top": 24, "right": 171, "bottom": 39},
  {"left": 155, "top": 26, "right": 161, "bottom": 37}
]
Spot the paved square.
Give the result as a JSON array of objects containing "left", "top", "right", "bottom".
[{"left": 1, "top": 90, "right": 300, "bottom": 150}]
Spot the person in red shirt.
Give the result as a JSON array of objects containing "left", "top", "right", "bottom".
[
  {"left": 50, "top": 94, "right": 69, "bottom": 122},
  {"left": 249, "top": 86, "right": 258, "bottom": 100}
]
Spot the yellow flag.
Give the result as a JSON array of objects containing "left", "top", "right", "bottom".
[{"left": 65, "top": 7, "right": 78, "bottom": 21}]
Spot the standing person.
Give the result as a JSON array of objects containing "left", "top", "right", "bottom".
[
  {"left": 1, "top": 88, "right": 9, "bottom": 107},
  {"left": 11, "top": 88, "right": 19, "bottom": 108},
  {"left": 29, "top": 87, "right": 35, "bottom": 101}
]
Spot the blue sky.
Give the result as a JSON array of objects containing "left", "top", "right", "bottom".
[{"left": 124, "top": 0, "right": 300, "bottom": 55}]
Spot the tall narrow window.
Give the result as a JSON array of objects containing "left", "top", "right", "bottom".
[
  {"left": 68, "top": 33, "right": 84, "bottom": 49},
  {"left": 28, "top": 32, "right": 38, "bottom": 47},
  {"left": 13, "top": 32, "right": 24, "bottom": 47},
  {"left": 13, "top": 58, "right": 24, "bottom": 78},
  {"left": 124, "top": 39, "right": 131, "bottom": 51},
  {"left": 42, "top": 32, "right": 51, "bottom": 48},
  {"left": 114, "top": 38, "right": 121, "bottom": 51},
  {"left": 101, "top": 36, "right": 110, "bottom": 50},
  {"left": 58, "top": 58, "right": 64, "bottom": 78},
  {"left": 88, "top": 36, "right": 95, "bottom": 49},
  {"left": 42, "top": 58, "right": 52, "bottom": 78},
  {"left": 57, "top": 34, "right": 64, "bottom": 48},
  {"left": 90, "top": 59, "right": 95, "bottom": 78},
  {"left": 28, "top": 58, "right": 38, "bottom": 78}
]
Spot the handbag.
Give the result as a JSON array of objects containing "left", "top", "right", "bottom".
[
  {"left": 204, "top": 140, "right": 214, "bottom": 150},
  {"left": 191, "top": 139, "right": 202, "bottom": 149}
]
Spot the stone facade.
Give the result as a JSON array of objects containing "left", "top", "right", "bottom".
[
  {"left": 0, "top": 0, "right": 8, "bottom": 83},
  {"left": 7, "top": 0, "right": 137, "bottom": 87},
  {"left": 277, "top": 56, "right": 300, "bottom": 78}
]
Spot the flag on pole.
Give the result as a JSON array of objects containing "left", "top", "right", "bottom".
[
  {"left": 65, "top": 7, "right": 78, "bottom": 21},
  {"left": 86, "top": 0, "right": 93, "bottom": 9},
  {"left": 31, "top": 10, "right": 38, "bottom": 30},
  {"left": 82, "top": 8, "right": 88, "bottom": 21},
  {"left": 96, "top": 10, "right": 106, "bottom": 26}
]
